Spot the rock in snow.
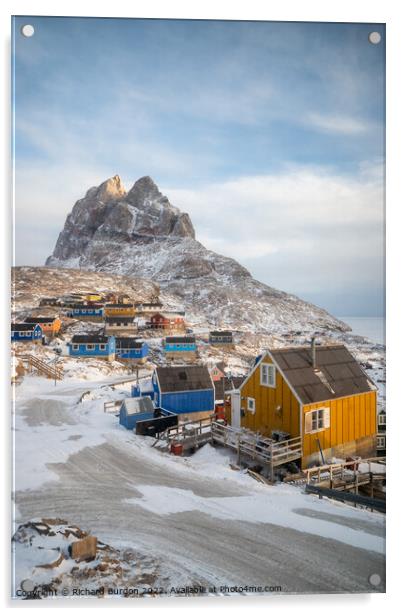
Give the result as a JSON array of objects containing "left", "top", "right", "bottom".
[{"left": 46, "top": 175, "right": 349, "bottom": 334}]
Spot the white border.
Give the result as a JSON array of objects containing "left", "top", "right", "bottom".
[{"left": 2, "top": 1, "right": 400, "bottom": 613}]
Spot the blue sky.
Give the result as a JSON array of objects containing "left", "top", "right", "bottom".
[{"left": 13, "top": 17, "right": 385, "bottom": 316}]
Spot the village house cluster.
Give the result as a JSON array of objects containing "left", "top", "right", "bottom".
[{"left": 11, "top": 288, "right": 386, "bottom": 489}]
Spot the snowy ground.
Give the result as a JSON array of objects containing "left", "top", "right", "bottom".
[{"left": 12, "top": 369, "right": 385, "bottom": 597}]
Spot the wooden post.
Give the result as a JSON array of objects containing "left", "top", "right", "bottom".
[
  {"left": 237, "top": 433, "right": 241, "bottom": 465},
  {"left": 269, "top": 444, "right": 274, "bottom": 482}
]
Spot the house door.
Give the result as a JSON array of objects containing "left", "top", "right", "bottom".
[{"left": 231, "top": 391, "right": 241, "bottom": 428}]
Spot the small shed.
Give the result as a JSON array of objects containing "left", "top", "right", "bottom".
[
  {"left": 153, "top": 365, "right": 215, "bottom": 415},
  {"left": 119, "top": 396, "right": 155, "bottom": 430}
]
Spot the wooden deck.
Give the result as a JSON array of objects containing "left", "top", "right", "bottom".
[
  {"left": 211, "top": 422, "right": 302, "bottom": 478},
  {"left": 304, "top": 457, "right": 386, "bottom": 501},
  {"left": 156, "top": 417, "right": 213, "bottom": 451}
]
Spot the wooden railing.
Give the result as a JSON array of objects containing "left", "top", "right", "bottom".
[
  {"left": 161, "top": 417, "right": 213, "bottom": 444},
  {"left": 304, "top": 457, "right": 386, "bottom": 487},
  {"left": 18, "top": 354, "right": 63, "bottom": 381},
  {"left": 211, "top": 422, "right": 302, "bottom": 471}
]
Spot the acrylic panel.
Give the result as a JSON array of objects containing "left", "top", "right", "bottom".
[{"left": 11, "top": 16, "right": 385, "bottom": 599}]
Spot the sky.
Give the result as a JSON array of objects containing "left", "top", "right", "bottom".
[{"left": 12, "top": 17, "right": 385, "bottom": 316}]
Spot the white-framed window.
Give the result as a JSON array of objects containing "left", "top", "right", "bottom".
[
  {"left": 377, "top": 435, "right": 386, "bottom": 449},
  {"left": 247, "top": 397, "right": 256, "bottom": 413},
  {"left": 99, "top": 344, "right": 106, "bottom": 350},
  {"left": 260, "top": 363, "right": 276, "bottom": 388},
  {"left": 86, "top": 344, "right": 95, "bottom": 350},
  {"left": 72, "top": 344, "right": 79, "bottom": 350},
  {"left": 305, "top": 408, "right": 330, "bottom": 434},
  {"left": 378, "top": 414, "right": 386, "bottom": 426}
]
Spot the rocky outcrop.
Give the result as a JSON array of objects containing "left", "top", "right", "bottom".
[{"left": 46, "top": 175, "right": 349, "bottom": 334}]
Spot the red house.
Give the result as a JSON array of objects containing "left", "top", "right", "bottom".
[{"left": 148, "top": 312, "right": 185, "bottom": 331}]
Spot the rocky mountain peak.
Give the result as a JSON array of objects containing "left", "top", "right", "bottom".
[
  {"left": 92, "top": 174, "right": 127, "bottom": 203},
  {"left": 126, "top": 176, "right": 165, "bottom": 208},
  {"left": 46, "top": 174, "right": 348, "bottom": 334}
]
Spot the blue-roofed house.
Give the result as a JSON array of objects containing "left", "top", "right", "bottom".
[
  {"left": 152, "top": 365, "right": 215, "bottom": 419},
  {"left": 115, "top": 338, "right": 148, "bottom": 362},
  {"left": 11, "top": 323, "right": 43, "bottom": 343},
  {"left": 68, "top": 334, "right": 115, "bottom": 361}
]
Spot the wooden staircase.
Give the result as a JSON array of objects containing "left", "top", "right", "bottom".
[{"left": 18, "top": 354, "right": 64, "bottom": 381}]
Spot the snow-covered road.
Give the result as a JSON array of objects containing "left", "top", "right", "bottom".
[{"left": 13, "top": 375, "right": 386, "bottom": 595}]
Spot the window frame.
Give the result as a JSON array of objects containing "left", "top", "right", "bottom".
[
  {"left": 305, "top": 408, "right": 330, "bottom": 434},
  {"left": 377, "top": 435, "right": 386, "bottom": 449},
  {"left": 378, "top": 414, "right": 386, "bottom": 426},
  {"left": 246, "top": 397, "right": 256, "bottom": 413},
  {"left": 260, "top": 363, "right": 276, "bottom": 388}
]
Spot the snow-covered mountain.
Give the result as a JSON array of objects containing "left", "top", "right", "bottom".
[{"left": 46, "top": 175, "right": 348, "bottom": 333}]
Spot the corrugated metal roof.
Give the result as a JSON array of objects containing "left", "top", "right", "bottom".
[
  {"left": 269, "top": 345, "right": 376, "bottom": 404},
  {"left": 210, "top": 330, "right": 233, "bottom": 337},
  {"left": 156, "top": 365, "right": 213, "bottom": 393}
]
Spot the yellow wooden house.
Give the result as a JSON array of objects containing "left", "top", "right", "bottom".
[
  {"left": 104, "top": 303, "right": 136, "bottom": 318},
  {"left": 84, "top": 293, "right": 103, "bottom": 303},
  {"left": 231, "top": 342, "right": 377, "bottom": 468}
]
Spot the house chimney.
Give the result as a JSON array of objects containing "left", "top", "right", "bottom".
[{"left": 311, "top": 336, "right": 317, "bottom": 370}]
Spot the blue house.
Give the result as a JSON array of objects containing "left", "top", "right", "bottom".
[
  {"left": 68, "top": 304, "right": 104, "bottom": 319},
  {"left": 119, "top": 396, "right": 156, "bottom": 430},
  {"left": 11, "top": 323, "right": 43, "bottom": 343},
  {"left": 164, "top": 336, "right": 197, "bottom": 354},
  {"left": 68, "top": 334, "right": 116, "bottom": 361},
  {"left": 152, "top": 365, "right": 215, "bottom": 416},
  {"left": 115, "top": 338, "right": 148, "bottom": 361}
]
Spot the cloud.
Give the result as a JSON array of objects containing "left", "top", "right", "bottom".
[
  {"left": 164, "top": 162, "right": 384, "bottom": 304},
  {"left": 307, "top": 113, "right": 370, "bottom": 135}
]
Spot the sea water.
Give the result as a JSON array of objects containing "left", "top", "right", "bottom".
[{"left": 337, "top": 316, "right": 385, "bottom": 345}]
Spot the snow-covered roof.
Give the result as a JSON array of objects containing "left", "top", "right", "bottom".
[{"left": 122, "top": 396, "right": 154, "bottom": 415}]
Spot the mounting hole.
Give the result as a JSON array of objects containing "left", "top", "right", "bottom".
[
  {"left": 21, "top": 24, "right": 35, "bottom": 38},
  {"left": 368, "top": 32, "right": 381, "bottom": 45},
  {"left": 369, "top": 573, "right": 381, "bottom": 587}
]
